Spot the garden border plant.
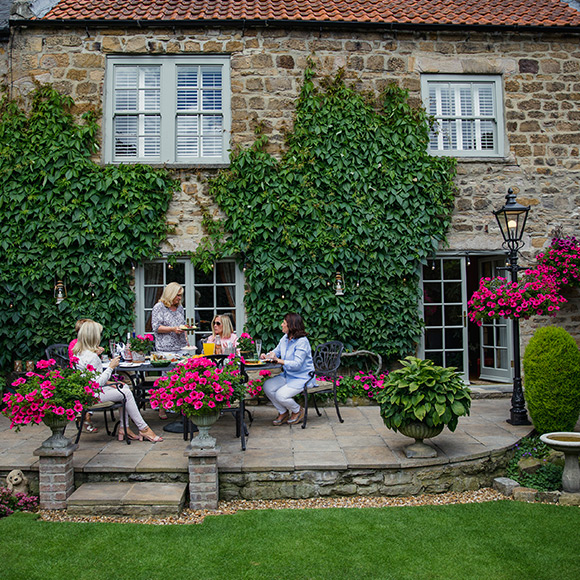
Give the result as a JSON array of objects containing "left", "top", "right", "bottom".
[
  {"left": 192, "top": 61, "right": 457, "bottom": 361},
  {"left": 0, "top": 84, "right": 178, "bottom": 370}
]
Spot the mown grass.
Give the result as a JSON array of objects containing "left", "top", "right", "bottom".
[{"left": 1, "top": 500, "right": 579, "bottom": 580}]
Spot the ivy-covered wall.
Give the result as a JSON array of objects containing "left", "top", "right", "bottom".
[
  {"left": 0, "top": 86, "right": 177, "bottom": 370},
  {"left": 199, "top": 66, "right": 456, "bottom": 359}
]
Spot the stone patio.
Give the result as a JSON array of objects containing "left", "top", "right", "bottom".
[{"left": 0, "top": 393, "right": 534, "bottom": 504}]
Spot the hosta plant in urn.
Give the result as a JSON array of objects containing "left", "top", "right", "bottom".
[
  {"left": 376, "top": 357, "right": 472, "bottom": 458},
  {"left": 149, "top": 356, "right": 242, "bottom": 448},
  {"left": 2, "top": 359, "right": 100, "bottom": 448}
]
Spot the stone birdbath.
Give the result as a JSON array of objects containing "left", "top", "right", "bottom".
[{"left": 539, "top": 432, "right": 580, "bottom": 493}]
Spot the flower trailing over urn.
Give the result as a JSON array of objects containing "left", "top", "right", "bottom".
[
  {"left": 2, "top": 359, "right": 100, "bottom": 429},
  {"left": 148, "top": 356, "right": 241, "bottom": 417}
]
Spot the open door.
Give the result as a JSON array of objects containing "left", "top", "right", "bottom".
[
  {"left": 477, "top": 258, "right": 512, "bottom": 383},
  {"left": 420, "top": 257, "right": 469, "bottom": 383}
]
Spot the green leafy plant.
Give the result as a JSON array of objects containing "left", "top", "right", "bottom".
[
  {"left": 506, "top": 435, "right": 563, "bottom": 492},
  {"left": 196, "top": 63, "right": 457, "bottom": 361},
  {"left": 0, "top": 85, "right": 178, "bottom": 371},
  {"left": 376, "top": 356, "right": 471, "bottom": 432},
  {"left": 523, "top": 326, "right": 580, "bottom": 434}
]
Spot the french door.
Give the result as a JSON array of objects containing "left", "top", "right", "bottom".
[
  {"left": 478, "top": 258, "right": 512, "bottom": 382},
  {"left": 420, "top": 257, "right": 469, "bottom": 382}
]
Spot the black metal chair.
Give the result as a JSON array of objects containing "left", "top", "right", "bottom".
[
  {"left": 45, "top": 343, "right": 70, "bottom": 369},
  {"left": 74, "top": 382, "right": 129, "bottom": 445},
  {"left": 302, "top": 340, "right": 344, "bottom": 429}
]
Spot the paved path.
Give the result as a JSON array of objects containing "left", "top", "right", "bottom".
[{"left": 0, "top": 398, "right": 533, "bottom": 476}]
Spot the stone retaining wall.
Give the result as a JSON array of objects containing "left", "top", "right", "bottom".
[{"left": 219, "top": 451, "right": 513, "bottom": 500}]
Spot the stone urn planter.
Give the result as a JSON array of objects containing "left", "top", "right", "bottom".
[
  {"left": 539, "top": 432, "right": 580, "bottom": 493},
  {"left": 376, "top": 356, "right": 472, "bottom": 459},
  {"left": 397, "top": 421, "right": 444, "bottom": 458},
  {"left": 188, "top": 409, "right": 221, "bottom": 448},
  {"left": 41, "top": 413, "right": 72, "bottom": 449}
]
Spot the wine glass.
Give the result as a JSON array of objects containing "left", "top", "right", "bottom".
[{"left": 255, "top": 339, "right": 262, "bottom": 359}]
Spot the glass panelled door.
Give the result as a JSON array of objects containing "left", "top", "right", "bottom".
[
  {"left": 478, "top": 258, "right": 512, "bottom": 382},
  {"left": 421, "top": 257, "right": 468, "bottom": 382}
]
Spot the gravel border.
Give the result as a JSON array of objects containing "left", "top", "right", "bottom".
[{"left": 37, "top": 488, "right": 511, "bottom": 526}]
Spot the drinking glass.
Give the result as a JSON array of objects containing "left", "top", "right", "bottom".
[
  {"left": 255, "top": 339, "right": 262, "bottom": 359},
  {"left": 203, "top": 341, "right": 215, "bottom": 356}
]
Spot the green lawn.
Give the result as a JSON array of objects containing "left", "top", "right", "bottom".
[{"left": 1, "top": 501, "right": 579, "bottom": 580}]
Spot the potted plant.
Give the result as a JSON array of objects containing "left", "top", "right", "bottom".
[
  {"left": 375, "top": 356, "right": 471, "bottom": 458},
  {"left": 2, "top": 359, "right": 100, "bottom": 448},
  {"left": 128, "top": 334, "right": 155, "bottom": 361},
  {"left": 148, "top": 357, "right": 242, "bottom": 447},
  {"left": 237, "top": 332, "right": 255, "bottom": 359}
]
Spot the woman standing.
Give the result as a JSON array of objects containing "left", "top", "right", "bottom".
[
  {"left": 151, "top": 282, "right": 189, "bottom": 353},
  {"left": 206, "top": 314, "right": 238, "bottom": 352},
  {"left": 73, "top": 320, "right": 163, "bottom": 442},
  {"left": 261, "top": 313, "right": 314, "bottom": 426}
]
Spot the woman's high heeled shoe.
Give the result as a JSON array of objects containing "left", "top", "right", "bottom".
[
  {"left": 140, "top": 427, "right": 163, "bottom": 443},
  {"left": 118, "top": 428, "right": 143, "bottom": 441}
]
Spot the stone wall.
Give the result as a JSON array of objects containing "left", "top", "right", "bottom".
[
  {"left": 6, "top": 23, "right": 580, "bottom": 344},
  {"left": 219, "top": 451, "right": 513, "bottom": 500}
]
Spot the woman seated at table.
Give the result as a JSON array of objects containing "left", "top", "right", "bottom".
[
  {"left": 73, "top": 320, "right": 163, "bottom": 442},
  {"left": 206, "top": 314, "right": 238, "bottom": 353},
  {"left": 151, "top": 282, "right": 189, "bottom": 353},
  {"left": 260, "top": 312, "right": 314, "bottom": 426}
]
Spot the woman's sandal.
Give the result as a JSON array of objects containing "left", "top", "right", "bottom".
[
  {"left": 272, "top": 411, "right": 289, "bottom": 426},
  {"left": 118, "top": 428, "right": 143, "bottom": 441},
  {"left": 158, "top": 409, "right": 168, "bottom": 420},
  {"left": 140, "top": 428, "right": 163, "bottom": 443},
  {"left": 84, "top": 421, "right": 99, "bottom": 433}
]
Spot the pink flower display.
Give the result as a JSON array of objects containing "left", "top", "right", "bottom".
[
  {"left": 148, "top": 357, "right": 241, "bottom": 417},
  {"left": 468, "top": 269, "right": 566, "bottom": 327},
  {"left": 536, "top": 235, "right": 580, "bottom": 288},
  {"left": 2, "top": 361, "right": 101, "bottom": 429}
]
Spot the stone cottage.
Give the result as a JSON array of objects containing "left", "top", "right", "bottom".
[{"left": 4, "top": 0, "right": 580, "bottom": 384}]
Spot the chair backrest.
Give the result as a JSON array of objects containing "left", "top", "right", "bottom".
[
  {"left": 312, "top": 341, "right": 344, "bottom": 376},
  {"left": 45, "top": 343, "right": 70, "bottom": 369}
]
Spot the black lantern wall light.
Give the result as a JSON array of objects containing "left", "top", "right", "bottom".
[{"left": 493, "top": 188, "right": 531, "bottom": 426}]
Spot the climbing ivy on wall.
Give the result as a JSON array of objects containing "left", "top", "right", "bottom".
[
  {"left": 202, "top": 64, "right": 457, "bottom": 362},
  {"left": 0, "top": 85, "right": 177, "bottom": 370}
]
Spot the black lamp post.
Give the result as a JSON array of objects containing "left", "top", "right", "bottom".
[{"left": 493, "top": 188, "right": 531, "bottom": 426}]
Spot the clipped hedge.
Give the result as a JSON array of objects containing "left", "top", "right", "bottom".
[{"left": 523, "top": 326, "right": 580, "bottom": 433}]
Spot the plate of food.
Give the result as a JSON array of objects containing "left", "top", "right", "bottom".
[
  {"left": 179, "top": 325, "right": 197, "bottom": 332},
  {"left": 244, "top": 359, "right": 265, "bottom": 366}
]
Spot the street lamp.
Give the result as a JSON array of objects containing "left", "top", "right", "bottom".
[{"left": 493, "top": 188, "right": 531, "bottom": 426}]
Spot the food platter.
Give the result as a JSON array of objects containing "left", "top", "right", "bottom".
[
  {"left": 179, "top": 325, "right": 198, "bottom": 333},
  {"left": 244, "top": 360, "right": 265, "bottom": 366}
]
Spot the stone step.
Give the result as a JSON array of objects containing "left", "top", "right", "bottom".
[{"left": 67, "top": 482, "right": 187, "bottom": 516}]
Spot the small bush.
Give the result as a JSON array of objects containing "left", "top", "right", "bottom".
[
  {"left": 523, "top": 326, "right": 580, "bottom": 433},
  {"left": 506, "top": 436, "right": 563, "bottom": 492},
  {"left": 0, "top": 487, "right": 39, "bottom": 518}
]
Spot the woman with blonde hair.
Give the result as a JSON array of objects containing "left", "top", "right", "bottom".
[
  {"left": 73, "top": 320, "right": 163, "bottom": 442},
  {"left": 151, "top": 282, "right": 189, "bottom": 353},
  {"left": 207, "top": 314, "right": 238, "bottom": 351}
]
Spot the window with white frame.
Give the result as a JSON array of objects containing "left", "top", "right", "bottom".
[
  {"left": 134, "top": 259, "right": 245, "bottom": 344},
  {"left": 105, "top": 56, "right": 231, "bottom": 164},
  {"left": 421, "top": 75, "right": 504, "bottom": 157}
]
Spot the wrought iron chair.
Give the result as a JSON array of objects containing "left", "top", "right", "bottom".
[
  {"left": 301, "top": 340, "right": 344, "bottom": 429},
  {"left": 45, "top": 343, "right": 70, "bottom": 369},
  {"left": 74, "top": 382, "right": 129, "bottom": 445}
]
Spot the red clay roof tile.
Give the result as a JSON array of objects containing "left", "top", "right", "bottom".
[{"left": 40, "top": 0, "right": 580, "bottom": 28}]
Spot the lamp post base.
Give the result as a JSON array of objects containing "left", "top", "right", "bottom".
[{"left": 507, "top": 410, "right": 531, "bottom": 426}]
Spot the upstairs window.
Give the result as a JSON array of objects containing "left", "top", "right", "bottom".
[
  {"left": 105, "top": 56, "right": 231, "bottom": 164},
  {"left": 421, "top": 75, "right": 504, "bottom": 157}
]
